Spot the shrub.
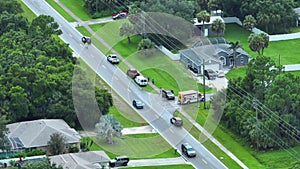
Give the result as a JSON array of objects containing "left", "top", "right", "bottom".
[
  {"left": 26, "top": 149, "right": 46, "bottom": 156},
  {"left": 69, "top": 145, "right": 79, "bottom": 153}
]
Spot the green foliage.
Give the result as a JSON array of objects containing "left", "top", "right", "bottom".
[
  {"left": 137, "top": 38, "right": 154, "bottom": 51},
  {"left": 140, "top": 0, "right": 195, "bottom": 21},
  {"left": 0, "top": 0, "right": 23, "bottom": 14},
  {"left": 223, "top": 56, "right": 300, "bottom": 150},
  {"left": 69, "top": 144, "right": 79, "bottom": 153},
  {"left": 10, "top": 151, "right": 26, "bottom": 158},
  {"left": 25, "top": 149, "right": 46, "bottom": 157},
  {"left": 119, "top": 22, "right": 135, "bottom": 44},
  {"left": 243, "top": 15, "right": 256, "bottom": 31},
  {"left": 248, "top": 33, "right": 269, "bottom": 56},
  {"left": 48, "top": 133, "right": 66, "bottom": 155},
  {"left": 0, "top": 116, "right": 10, "bottom": 152},
  {"left": 22, "top": 158, "right": 62, "bottom": 169},
  {"left": 211, "top": 18, "right": 225, "bottom": 36},
  {"left": 83, "top": 0, "right": 127, "bottom": 18}
]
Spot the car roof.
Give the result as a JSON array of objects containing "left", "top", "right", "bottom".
[{"left": 174, "top": 117, "right": 182, "bottom": 121}]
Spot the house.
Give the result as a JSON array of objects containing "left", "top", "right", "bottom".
[
  {"left": 50, "top": 151, "right": 111, "bottom": 169},
  {"left": 294, "top": 7, "right": 300, "bottom": 26},
  {"left": 194, "top": 10, "right": 225, "bottom": 36},
  {"left": 179, "top": 38, "right": 249, "bottom": 75},
  {"left": 7, "top": 119, "right": 81, "bottom": 154}
]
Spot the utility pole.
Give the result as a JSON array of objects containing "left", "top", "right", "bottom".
[
  {"left": 202, "top": 59, "right": 206, "bottom": 109},
  {"left": 253, "top": 98, "right": 259, "bottom": 150}
]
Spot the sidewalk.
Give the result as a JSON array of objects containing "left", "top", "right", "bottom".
[
  {"left": 120, "top": 157, "right": 187, "bottom": 168},
  {"left": 52, "top": 1, "right": 247, "bottom": 168}
]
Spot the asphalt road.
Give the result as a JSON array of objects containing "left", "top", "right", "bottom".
[{"left": 22, "top": 0, "right": 228, "bottom": 168}]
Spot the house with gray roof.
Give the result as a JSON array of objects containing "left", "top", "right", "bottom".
[
  {"left": 180, "top": 38, "right": 249, "bottom": 75},
  {"left": 50, "top": 151, "right": 110, "bottom": 169},
  {"left": 7, "top": 119, "right": 81, "bottom": 154}
]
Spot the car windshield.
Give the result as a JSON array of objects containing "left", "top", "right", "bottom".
[
  {"left": 136, "top": 100, "right": 142, "bottom": 105},
  {"left": 166, "top": 91, "right": 173, "bottom": 95},
  {"left": 111, "top": 55, "right": 117, "bottom": 58}
]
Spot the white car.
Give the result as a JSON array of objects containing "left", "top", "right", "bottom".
[
  {"left": 107, "top": 54, "right": 120, "bottom": 64},
  {"left": 216, "top": 70, "right": 225, "bottom": 78},
  {"left": 135, "top": 76, "right": 148, "bottom": 86}
]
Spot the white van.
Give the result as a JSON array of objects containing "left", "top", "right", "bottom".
[{"left": 135, "top": 76, "right": 148, "bottom": 86}]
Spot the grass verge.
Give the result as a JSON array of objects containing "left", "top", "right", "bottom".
[
  {"left": 59, "top": 0, "right": 92, "bottom": 21},
  {"left": 18, "top": 0, "right": 36, "bottom": 21},
  {"left": 45, "top": 0, "right": 76, "bottom": 22}
]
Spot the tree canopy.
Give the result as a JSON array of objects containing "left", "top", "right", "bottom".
[
  {"left": 215, "top": 56, "right": 300, "bottom": 150},
  {"left": 0, "top": 1, "right": 113, "bottom": 128},
  {"left": 21, "top": 158, "right": 62, "bottom": 169}
]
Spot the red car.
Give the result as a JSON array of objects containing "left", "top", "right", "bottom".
[{"left": 112, "top": 11, "right": 128, "bottom": 20}]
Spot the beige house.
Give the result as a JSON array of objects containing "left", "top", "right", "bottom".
[
  {"left": 7, "top": 119, "right": 81, "bottom": 154},
  {"left": 50, "top": 151, "right": 111, "bottom": 169}
]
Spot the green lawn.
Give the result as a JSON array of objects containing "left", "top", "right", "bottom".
[
  {"left": 45, "top": 0, "right": 76, "bottom": 22},
  {"left": 126, "top": 165, "right": 195, "bottom": 169},
  {"left": 255, "top": 145, "right": 300, "bottom": 169},
  {"left": 18, "top": 0, "right": 36, "bottom": 21},
  {"left": 59, "top": 0, "right": 92, "bottom": 21},
  {"left": 264, "top": 39, "right": 300, "bottom": 65},
  {"left": 108, "top": 106, "right": 146, "bottom": 127},
  {"left": 83, "top": 135, "right": 180, "bottom": 159},
  {"left": 224, "top": 24, "right": 300, "bottom": 65},
  {"left": 225, "top": 67, "right": 248, "bottom": 80}
]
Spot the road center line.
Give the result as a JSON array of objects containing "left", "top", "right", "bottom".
[
  {"left": 102, "top": 65, "right": 106, "bottom": 69},
  {"left": 202, "top": 158, "right": 208, "bottom": 164}
]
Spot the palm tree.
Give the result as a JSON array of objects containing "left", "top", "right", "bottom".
[
  {"left": 120, "top": 22, "right": 135, "bottom": 44},
  {"left": 95, "top": 114, "right": 123, "bottom": 144},
  {"left": 211, "top": 18, "right": 225, "bottom": 36},
  {"left": 243, "top": 15, "right": 257, "bottom": 32},
  {"left": 248, "top": 33, "right": 269, "bottom": 56},
  {"left": 196, "top": 11, "right": 210, "bottom": 35},
  {"left": 228, "top": 41, "right": 242, "bottom": 68}
]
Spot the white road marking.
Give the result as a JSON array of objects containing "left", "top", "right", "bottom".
[
  {"left": 127, "top": 89, "right": 131, "bottom": 92},
  {"left": 155, "top": 114, "right": 159, "bottom": 118},
  {"left": 114, "top": 76, "right": 118, "bottom": 80},
  {"left": 202, "top": 158, "right": 208, "bottom": 164},
  {"left": 90, "top": 54, "right": 94, "bottom": 58},
  {"left": 102, "top": 65, "right": 106, "bottom": 69},
  {"left": 69, "top": 33, "right": 73, "bottom": 38},
  {"left": 80, "top": 44, "right": 84, "bottom": 47},
  {"left": 170, "top": 128, "right": 174, "bottom": 133}
]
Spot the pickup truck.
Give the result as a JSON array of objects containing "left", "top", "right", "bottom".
[{"left": 107, "top": 54, "right": 120, "bottom": 64}]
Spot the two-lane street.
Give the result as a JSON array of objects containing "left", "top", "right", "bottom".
[{"left": 22, "top": 0, "right": 228, "bottom": 168}]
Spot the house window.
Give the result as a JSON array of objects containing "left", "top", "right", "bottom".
[
  {"left": 219, "top": 56, "right": 226, "bottom": 65},
  {"left": 240, "top": 56, "right": 244, "bottom": 64}
]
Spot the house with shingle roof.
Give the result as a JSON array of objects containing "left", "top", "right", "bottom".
[
  {"left": 7, "top": 119, "right": 81, "bottom": 154},
  {"left": 50, "top": 151, "right": 110, "bottom": 169},
  {"left": 180, "top": 38, "right": 249, "bottom": 75}
]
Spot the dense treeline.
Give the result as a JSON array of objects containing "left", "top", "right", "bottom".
[
  {"left": 84, "top": 0, "right": 299, "bottom": 34},
  {"left": 213, "top": 56, "right": 300, "bottom": 150},
  {"left": 0, "top": 0, "right": 112, "bottom": 129}
]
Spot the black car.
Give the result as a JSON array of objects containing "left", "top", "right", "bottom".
[
  {"left": 170, "top": 117, "right": 183, "bottom": 127},
  {"left": 133, "top": 99, "right": 144, "bottom": 109},
  {"left": 181, "top": 143, "right": 196, "bottom": 158}
]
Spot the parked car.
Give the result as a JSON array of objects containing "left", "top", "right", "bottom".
[
  {"left": 107, "top": 54, "right": 120, "bottom": 64},
  {"left": 112, "top": 12, "right": 128, "bottom": 20},
  {"left": 135, "top": 76, "right": 148, "bottom": 86},
  {"left": 204, "top": 69, "right": 217, "bottom": 80},
  {"left": 162, "top": 89, "right": 175, "bottom": 100},
  {"left": 188, "top": 64, "right": 198, "bottom": 73},
  {"left": 127, "top": 68, "right": 140, "bottom": 78},
  {"left": 109, "top": 156, "right": 130, "bottom": 167},
  {"left": 170, "top": 117, "right": 183, "bottom": 127},
  {"left": 133, "top": 99, "right": 144, "bottom": 109},
  {"left": 216, "top": 70, "right": 225, "bottom": 78},
  {"left": 181, "top": 143, "right": 196, "bottom": 158}
]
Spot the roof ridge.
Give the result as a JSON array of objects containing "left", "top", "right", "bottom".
[
  {"left": 46, "top": 122, "right": 80, "bottom": 141},
  {"left": 27, "top": 121, "right": 47, "bottom": 147}
]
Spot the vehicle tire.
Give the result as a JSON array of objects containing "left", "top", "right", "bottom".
[
  {"left": 170, "top": 119, "right": 173, "bottom": 124},
  {"left": 123, "top": 162, "right": 128, "bottom": 166}
]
